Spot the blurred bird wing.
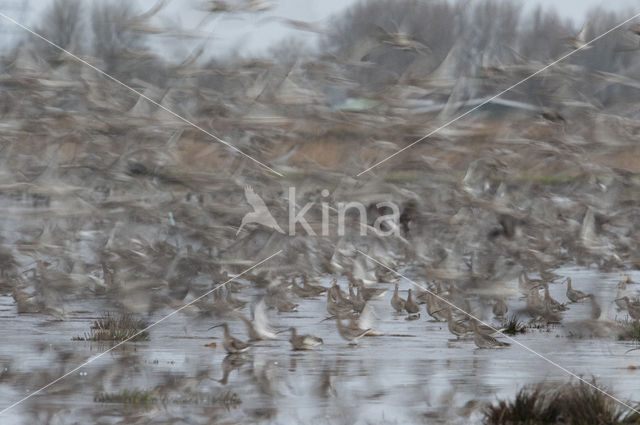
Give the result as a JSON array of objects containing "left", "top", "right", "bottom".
[
  {"left": 576, "top": 23, "right": 589, "bottom": 42},
  {"left": 254, "top": 299, "right": 276, "bottom": 336},
  {"left": 135, "top": 0, "right": 168, "bottom": 21},
  {"left": 302, "top": 335, "right": 321, "bottom": 346},
  {"left": 357, "top": 303, "right": 376, "bottom": 330}
]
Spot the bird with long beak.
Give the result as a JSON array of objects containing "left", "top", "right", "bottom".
[
  {"left": 616, "top": 296, "right": 640, "bottom": 321},
  {"left": 209, "top": 323, "right": 250, "bottom": 354},
  {"left": 565, "top": 277, "right": 591, "bottom": 303}
]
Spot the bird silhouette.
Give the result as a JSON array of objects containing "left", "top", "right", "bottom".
[{"left": 236, "top": 186, "right": 284, "bottom": 235}]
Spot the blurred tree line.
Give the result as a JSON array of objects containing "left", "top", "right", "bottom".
[
  {"left": 3, "top": 0, "right": 640, "bottom": 109},
  {"left": 321, "top": 0, "right": 640, "bottom": 103}
]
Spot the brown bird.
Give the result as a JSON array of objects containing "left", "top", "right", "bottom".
[
  {"left": 210, "top": 323, "right": 249, "bottom": 354},
  {"left": 493, "top": 298, "right": 508, "bottom": 318},
  {"left": 565, "top": 277, "right": 591, "bottom": 303},
  {"left": 426, "top": 288, "right": 448, "bottom": 322},
  {"left": 390, "top": 283, "right": 406, "bottom": 312},
  {"left": 289, "top": 327, "right": 323, "bottom": 350},
  {"left": 446, "top": 308, "right": 471, "bottom": 338},
  {"left": 543, "top": 285, "right": 567, "bottom": 312},
  {"left": 616, "top": 296, "right": 640, "bottom": 321},
  {"left": 472, "top": 321, "right": 510, "bottom": 349},
  {"left": 404, "top": 289, "right": 420, "bottom": 316}
]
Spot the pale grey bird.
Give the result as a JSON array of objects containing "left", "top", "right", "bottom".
[
  {"left": 336, "top": 316, "right": 370, "bottom": 344},
  {"left": 568, "top": 24, "right": 593, "bottom": 51},
  {"left": 357, "top": 303, "right": 381, "bottom": 336},
  {"left": 238, "top": 299, "right": 278, "bottom": 340}
]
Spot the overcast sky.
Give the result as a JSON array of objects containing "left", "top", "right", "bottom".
[{"left": 1, "top": 0, "right": 639, "bottom": 60}]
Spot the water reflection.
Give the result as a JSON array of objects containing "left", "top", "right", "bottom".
[{"left": 0, "top": 266, "right": 635, "bottom": 424}]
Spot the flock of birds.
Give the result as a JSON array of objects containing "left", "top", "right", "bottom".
[
  {"left": 1, "top": 1, "right": 640, "bottom": 356},
  {"left": 205, "top": 268, "right": 639, "bottom": 357},
  {"left": 2, "top": 2, "right": 640, "bottom": 422}
]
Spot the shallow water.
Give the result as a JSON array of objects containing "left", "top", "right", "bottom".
[{"left": 1, "top": 267, "right": 640, "bottom": 424}]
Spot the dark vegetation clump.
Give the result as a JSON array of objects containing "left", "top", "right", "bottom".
[
  {"left": 73, "top": 312, "right": 149, "bottom": 342},
  {"left": 618, "top": 319, "right": 640, "bottom": 343},
  {"left": 502, "top": 315, "right": 526, "bottom": 335},
  {"left": 484, "top": 380, "right": 640, "bottom": 424},
  {"left": 94, "top": 389, "right": 155, "bottom": 404},
  {"left": 173, "top": 390, "right": 242, "bottom": 408}
]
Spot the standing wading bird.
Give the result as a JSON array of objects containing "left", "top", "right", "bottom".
[
  {"left": 426, "top": 286, "right": 448, "bottom": 322},
  {"left": 472, "top": 320, "right": 510, "bottom": 349},
  {"left": 390, "top": 283, "right": 406, "bottom": 312},
  {"left": 288, "top": 327, "right": 323, "bottom": 350},
  {"left": 209, "top": 323, "right": 250, "bottom": 354},
  {"left": 446, "top": 308, "right": 471, "bottom": 338},
  {"left": 404, "top": 289, "right": 420, "bottom": 317},
  {"left": 543, "top": 284, "right": 567, "bottom": 312},
  {"left": 236, "top": 186, "right": 284, "bottom": 235},
  {"left": 565, "top": 277, "right": 591, "bottom": 302},
  {"left": 616, "top": 296, "right": 640, "bottom": 321},
  {"left": 350, "top": 277, "right": 387, "bottom": 301},
  {"left": 492, "top": 298, "right": 508, "bottom": 318},
  {"left": 519, "top": 271, "right": 545, "bottom": 294},
  {"left": 301, "top": 275, "right": 328, "bottom": 296},
  {"left": 326, "top": 279, "right": 354, "bottom": 317},
  {"left": 291, "top": 277, "right": 320, "bottom": 298}
]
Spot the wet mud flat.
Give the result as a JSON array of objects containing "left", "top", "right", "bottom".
[{"left": 1, "top": 268, "right": 640, "bottom": 424}]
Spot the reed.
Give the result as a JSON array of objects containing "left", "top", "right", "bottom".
[
  {"left": 74, "top": 312, "right": 150, "bottom": 342},
  {"left": 485, "top": 380, "right": 640, "bottom": 424}
]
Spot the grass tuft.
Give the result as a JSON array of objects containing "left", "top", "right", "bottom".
[
  {"left": 502, "top": 314, "right": 526, "bottom": 335},
  {"left": 95, "top": 389, "right": 155, "bottom": 404},
  {"left": 484, "top": 379, "right": 640, "bottom": 425},
  {"left": 173, "top": 390, "right": 242, "bottom": 408},
  {"left": 73, "top": 312, "right": 150, "bottom": 342},
  {"left": 618, "top": 319, "right": 640, "bottom": 343}
]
